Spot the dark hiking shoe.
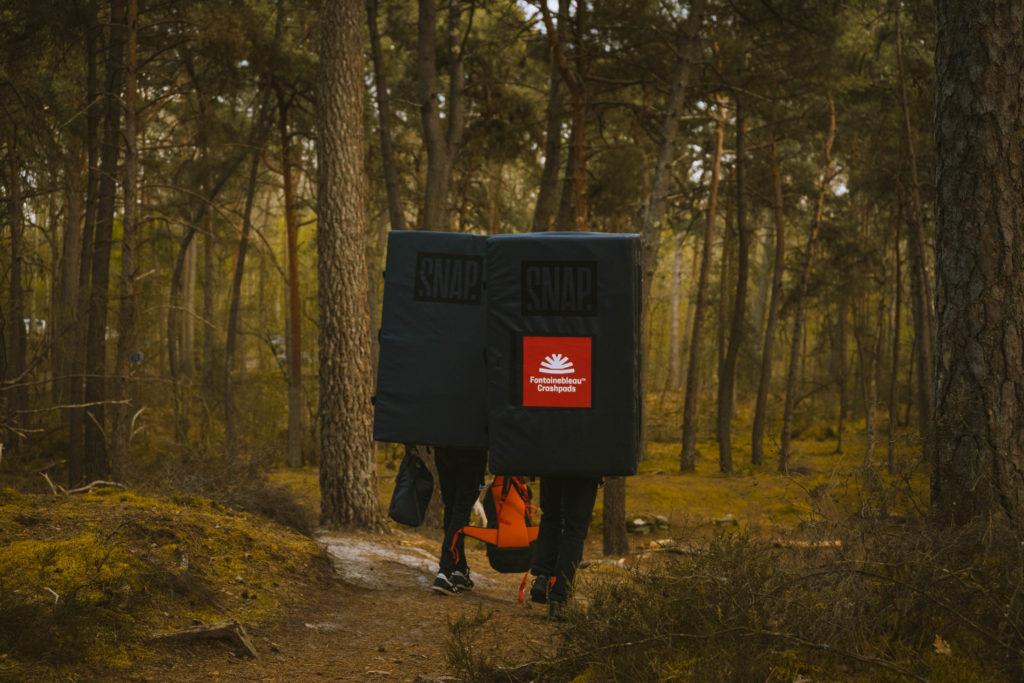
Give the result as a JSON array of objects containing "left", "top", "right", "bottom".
[
  {"left": 451, "top": 570, "right": 474, "bottom": 591},
  {"left": 530, "top": 575, "right": 550, "bottom": 604},
  {"left": 548, "top": 599, "right": 567, "bottom": 621},
  {"left": 431, "top": 572, "right": 460, "bottom": 596}
]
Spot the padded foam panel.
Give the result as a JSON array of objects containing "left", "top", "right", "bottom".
[
  {"left": 485, "top": 232, "right": 641, "bottom": 476},
  {"left": 372, "top": 230, "right": 488, "bottom": 449}
]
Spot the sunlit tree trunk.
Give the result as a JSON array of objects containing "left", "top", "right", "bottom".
[
  {"left": 317, "top": 0, "right": 385, "bottom": 530},
  {"left": 531, "top": 0, "right": 568, "bottom": 233}
]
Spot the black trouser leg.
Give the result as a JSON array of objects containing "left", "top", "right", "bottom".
[{"left": 435, "top": 447, "right": 487, "bottom": 575}]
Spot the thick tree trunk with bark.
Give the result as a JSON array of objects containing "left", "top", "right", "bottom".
[
  {"left": 317, "top": 0, "right": 385, "bottom": 530},
  {"left": 932, "top": 0, "right": 1024, "bottom": 525}
]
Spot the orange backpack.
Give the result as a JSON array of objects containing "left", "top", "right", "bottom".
[{"left": 455, "top": 476, "right": 539, "bottom": 574}]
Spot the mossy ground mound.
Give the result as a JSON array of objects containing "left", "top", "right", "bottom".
[{"left": 0, "top": 487, "right": 330, "bottom": 680}]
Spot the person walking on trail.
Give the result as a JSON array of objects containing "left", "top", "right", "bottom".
[
  {"left": 432, "top": 446, "right": 488, "bottom": 595},
  {"left": 528, "top": 476, "right": 601, "bottom": 617}
]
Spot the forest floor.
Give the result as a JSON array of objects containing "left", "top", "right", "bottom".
[{"left": 131, "top": 527, "right": 573, "bottom": 682}]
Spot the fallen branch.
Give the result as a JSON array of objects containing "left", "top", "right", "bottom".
[
  {"left": 66, "top": 480, "right": 127, "bottom": 495},
  {"left": 151, "top": 620, "right": 258, "bottom": 659}
]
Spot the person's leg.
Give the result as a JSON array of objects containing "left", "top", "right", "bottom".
[
  {"left": 530, "top": 477, "right": 563, "bottom": 603},
  {"left": 433, "top": 448, "right": 460, "bottom": 578},
  {"left": 549, "top": 477, "right": 600, "bottom": 606},
  {"left": 447, "top": 449, "right": 487, "bottom": 578}
]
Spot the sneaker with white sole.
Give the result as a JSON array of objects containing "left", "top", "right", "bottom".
[
  {"left": 451, "top": 570, "right": 474, "bottom": 591},
  {"left": 431, "top": 572, "right": 460, "bottom": 595}
]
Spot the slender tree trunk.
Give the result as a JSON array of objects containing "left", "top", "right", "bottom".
[
  {"left": 225, "top": 89, "right": 272, "bottom": 463},
  {"left": 887, "top": 216, "right": 901, "bottom": 474},
  {"left": 668, "top": 231, "right": 686, "bottom": 389},
  {"left": 83, "top": 0, "right": 128, "bottom": 482},
  {"left": 367, "top": 0, "right": 407, "bottom": 232},
  {"left": 540, "top": 1, "right": 586, "bottom": 232},
  {"left": 68, "top": 0, "right": 102, "bottom": 487},
  {"left": 835, "top": 296, "right": 847, "bottom": 454},
  {"left": 4, "top": 131, "right": 27, "bottom": 455},
  {"left": 752, "top": 122, "right": 787, "bottom": 467},
  {"left": 417, "top": 0, "right": 466, "bottom": 231},
  {"left": 780, "top": 98, "right": 836, "bottom": 472},
  {"left": 317, "top": 0, "right": 385, "bottom": 530},
  {"left": 932, "top": 0, "right": 1024, "bottom": 525},
  {"left": 895, "top": 7, "right": 935, "bottom": 454},
  {"left": 718, "top": 97, "right": 748, "bottom": 474},
  {"left": 531, "top": 0, "right": 568, "bottom": 233},
  {"left": 54, "top": 146, "right": 85, "bottom": 407},
  {"left": 680, "top": 101, "right": 726, "bottom": 472},
  {"left": 276, "top": 88, "right": 304, "bottom": 468},
  {"left": 110, "top": 0, "right": 139, "bottom": 479}
]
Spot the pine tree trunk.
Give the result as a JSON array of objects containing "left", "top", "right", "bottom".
[
  {"left": 110, "top": 0, "right": 139, "bottom": 479},
  {"left": 83, "top": 0, "right": 128, "bottom": 482},
  {"left": 932, "top": 0, "right": 1024, "bottom": 524},
  {"left": 531, "top": 0, "right": 567, "bottom": 233},
  {"left": 4, "top": 130, "right": 27, "bottom": 455},
  {"left": 718, "top": 98, "right": 748, "bottom": 474},
  {"left": 317, "top": 0, "right": 385, "bottom": 530},
  {"left": 367, "top": 0, "right": 407, "bottom": 233},
  {"left": 680, "top": 101, "right": 726, "bottom": 472},
  {"left": 277, "top": 88, "right": 304, "bottom": 469},
  {"left": 779, "top": 98, "right": 835, "bottom": 473},
  {"left": 896, "top": 7, "right": 935, "bottom": 461},
  {"left": 751, "top": 122, "right": 786, "bottom": 467}
]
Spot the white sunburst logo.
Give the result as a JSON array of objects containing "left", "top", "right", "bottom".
[{"left": 539, "top": 353, "right": 574, "bottom": 375}]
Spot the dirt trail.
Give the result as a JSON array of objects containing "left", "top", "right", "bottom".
[{"left": 144, "top": 528, "right": 562, "bottom": 682}]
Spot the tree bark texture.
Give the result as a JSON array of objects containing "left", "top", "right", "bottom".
[
  {"left": 932, "top": 0, "right": 1024, "bottom": 525},
  {"left": 317, "top": 0, "right": 385, "bottom": 530}
]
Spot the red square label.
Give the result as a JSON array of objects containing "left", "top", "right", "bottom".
[{"left": 522, "top": 336, "right": 592, "bottom": 408}]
